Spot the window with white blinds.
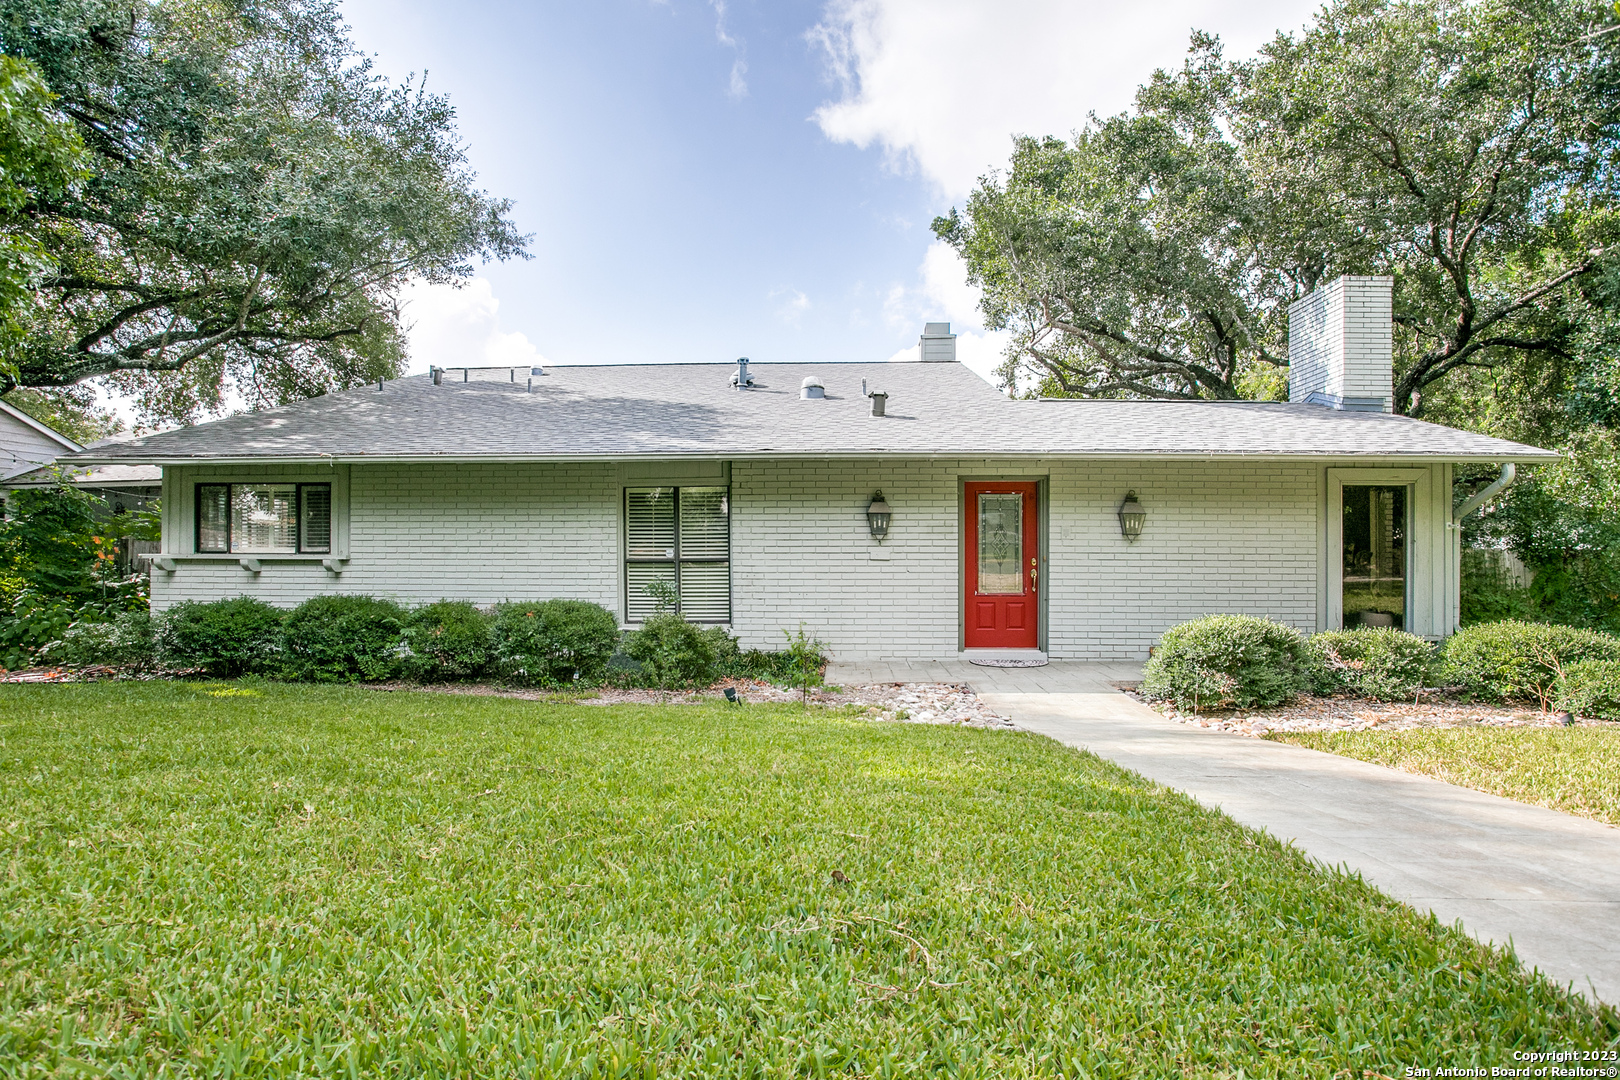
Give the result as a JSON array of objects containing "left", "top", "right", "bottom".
[
  {"left": 195, "top": 483, "right": 331, "bottom": 554},
  {"left": 625, "top": 486, "right": 730, "bottom": 622}
]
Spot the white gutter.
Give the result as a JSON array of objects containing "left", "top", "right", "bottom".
[
  {"left": 60, "top": 451, "right": 1565, "bottom": 467},
  {"left": 1453, "top": 463, "right": 1518, "bottom": 521}
]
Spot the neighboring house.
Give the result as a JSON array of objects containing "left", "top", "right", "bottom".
[
  {"left": 62, "top": 277, "right": 1554, "bottom": 661},
  {"left": 1, "top": 397, "right": 83, "bottom": 482},
  {"left": 1, "top": 399, "right": 163, "bottom": 572}
]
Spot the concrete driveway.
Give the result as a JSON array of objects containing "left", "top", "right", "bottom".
[{"left": 829, "top": 659, "right": 1620, "bottom": 1005}]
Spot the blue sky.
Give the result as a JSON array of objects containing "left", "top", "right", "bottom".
[{"left": 338, "top": 0, "right": 1320, "bottom": 382}]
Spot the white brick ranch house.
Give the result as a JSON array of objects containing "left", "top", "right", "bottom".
[{"left": 64, "top": 277, "right": 1553, "bottom": 662}]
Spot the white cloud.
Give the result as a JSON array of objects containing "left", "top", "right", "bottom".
[
  {"left": 712, "top": 0, "right": 749, "bottom": 98},
  {"left": 399, "top": 278, "right": 547, "bottom": 374},
  {"left": 883, "top": 240, "right": 1009, "bottom": 386},
  {"left": 771, "top": 287, "right": 812, "bottom": 326},
  {"left": 809, "top": 0, "right": 1318, "bottom": 198}
]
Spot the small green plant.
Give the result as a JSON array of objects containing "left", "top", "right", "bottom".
[
  {"left": 492, "top": 599, "right": 621, "bottom": 685},
  {"left": 0, "top": 591, "right": 79, "bottom": 670},
  {"left": 782, "top": 623, "right": 827, "bottom": 706},
  {"left": 622, "top": 612, "right": 716, "bottom": 687},
  {"left": 1556, "top": 659, "right": 1620, "bottom": 720},
  {"left": 156, "top": 597, "right": 284, "bottom": 677},
  {"left": 1308, "top": 627, "right": 1437, "bottom": 702},
  {"left": 42, "top": 610, "right": 157, "bottom": 671},
  {"left": 644, "top": 578, "right": 679, "bottom": 614},
  {"left": 402, "top": 601, "right": 493, "bottom": 681},
  {"left": 1442, "top": 620, "right": 1620, "bottom": 706},
  {"left": 280, "top": 595, "right": 407, "bottom": 682},
  {"left": 1141, "top": 615, "right": 1312, "bottom": 711}
]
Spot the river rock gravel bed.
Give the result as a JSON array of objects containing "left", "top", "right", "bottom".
[{"left": 367, "top": 678, "right": 1018, "bottom": 728}]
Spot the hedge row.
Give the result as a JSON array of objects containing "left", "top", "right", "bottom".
[
  {"left": 45, "top": 596, "right": 822, "bottom": 688},
  {"left": 1141, "top": 615, "right": 1620, "bottom": 718}
]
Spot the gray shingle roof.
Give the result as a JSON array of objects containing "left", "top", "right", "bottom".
[{"left": 65, "top": 361, "right": 1556, "bottom": 464}]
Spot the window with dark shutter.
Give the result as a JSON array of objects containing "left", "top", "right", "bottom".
[
  {"left": 624, "top": 486, "right": 729, "bottom": 622},
  {"left": 195, "top": 483, "right": 333, "bottom": 554}
]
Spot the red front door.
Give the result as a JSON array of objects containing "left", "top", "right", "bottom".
[{"left": 964, "top": 482, "right": 1039, "bottom": 649}]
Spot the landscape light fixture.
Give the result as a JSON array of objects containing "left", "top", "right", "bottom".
[
  {"left": 1117, "top": 491, "right": 1146, "bottom": 540},
  {"left": 866, "top": 491, "right": 892, "bottom": 541}
]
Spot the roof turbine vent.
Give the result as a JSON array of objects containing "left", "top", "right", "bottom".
[
  {"left": 800, "top": 376, "right": 825, "bottom": 400},
  {"left": 730, "top": 357, "right": 755, "bottom": 390}
]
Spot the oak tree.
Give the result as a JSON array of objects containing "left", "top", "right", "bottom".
[{"left": 0, "top": 0, "right": 527, "bottom": 423}]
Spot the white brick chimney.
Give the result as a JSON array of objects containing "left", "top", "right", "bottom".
[
  {"left": 919, "top": 322, "right": 956, "bottom": 362},
  {"left": 1287, "top": 276, "right": 1393, "bottom": 412}
]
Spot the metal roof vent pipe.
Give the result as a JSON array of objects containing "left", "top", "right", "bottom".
[
  {"left": 730, "top": 357, "right": 755, "bottom": 390},
  {"left": 431, "top": 366, "right": 443, "bottom": 386},
  {"left": 870, "top": 391, "right": 888, "bottom": 417},
  {"left": 800, "top": 376, "right": 825, "bottom": 399}
]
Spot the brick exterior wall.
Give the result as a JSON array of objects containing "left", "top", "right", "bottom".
[{"left": 150, "top": 456, "right": 1453, "bottom": 661}]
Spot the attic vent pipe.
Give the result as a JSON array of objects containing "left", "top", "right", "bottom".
[
  {"left": 731, "top": 357, "right": 754, "bottom": 390},
  {"left": 431, "top": 366, "right": 443, "bottom": 386},
  {"left": 862, "top": 377, "right": 887, "bottom": 416}
]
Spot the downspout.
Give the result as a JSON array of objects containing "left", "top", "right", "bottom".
[{"left": 1453, "top": 463, "right": 1517, "bottom": 521}]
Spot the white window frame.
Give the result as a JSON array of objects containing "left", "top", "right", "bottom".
[
  {"left": 1326, "top": 467, "right": 1430, "bottom": 632},
  {"left": 161, "top": 465, "right": 350, "bottom": 562}
]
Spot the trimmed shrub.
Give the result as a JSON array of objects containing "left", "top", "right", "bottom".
[
  {"left": 492, "top": 600, "right": 621, "bottom": 685},
  {"left": 281, "top": 595, "right": 407, "bottom": 682},
  {"left": 1557, "top": 659, "right": 1620, "bottom": 720},
  {"left": 702, "top": 625, "right": 740, "bottom": 668},
  {"left": 1442, "top": 620, "right": 1620, "bottom": 706},
  {"left": 1141, "top": 615, "right": 1311, "bottom": 711},
  {"left": 157, "top": 597, "right": 284, "bottom": 677},
  {"left": 621, "top": 613, "right": 716, "bottom": 687},
  {"left": 403, "top": 601, "right": 493, "bottom": 681},
  {"left": 43, "top": 610, "right": 157, "bottom": 670},
  {"left": 1307, "top": 627, "right": 1437, "bottom": 702}
]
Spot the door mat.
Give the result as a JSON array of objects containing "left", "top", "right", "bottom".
[{"left": 968, "top": 658, "right": 1049, "bottom": 668}]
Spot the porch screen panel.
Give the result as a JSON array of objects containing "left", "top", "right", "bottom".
[{"left": 624, "top": 485, "right": 729, "bottom": 622}]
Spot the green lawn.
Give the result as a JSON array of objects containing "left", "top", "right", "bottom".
[
  {"left": 1267, "top": 727, "right": 1620, "bottom": 827},
  {"left": 0, "top": 684, "right": 1613, "bottom": 1077}
]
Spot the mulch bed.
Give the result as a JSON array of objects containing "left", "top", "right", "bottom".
[{"left": 1120, "top": 685, "right": 1615, "bottom": 738}]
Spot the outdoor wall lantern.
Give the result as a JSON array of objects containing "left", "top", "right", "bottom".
[
  {"left": 1117, "top": 490, "right": 1146, "bottom": 540},
  {"left": 866, "top": 491, "right": 893, "bottom": 541}
]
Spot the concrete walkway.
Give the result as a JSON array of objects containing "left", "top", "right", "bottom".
[{"left": 827, "top": 660, "right": 1620, "bottom": 1004}]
